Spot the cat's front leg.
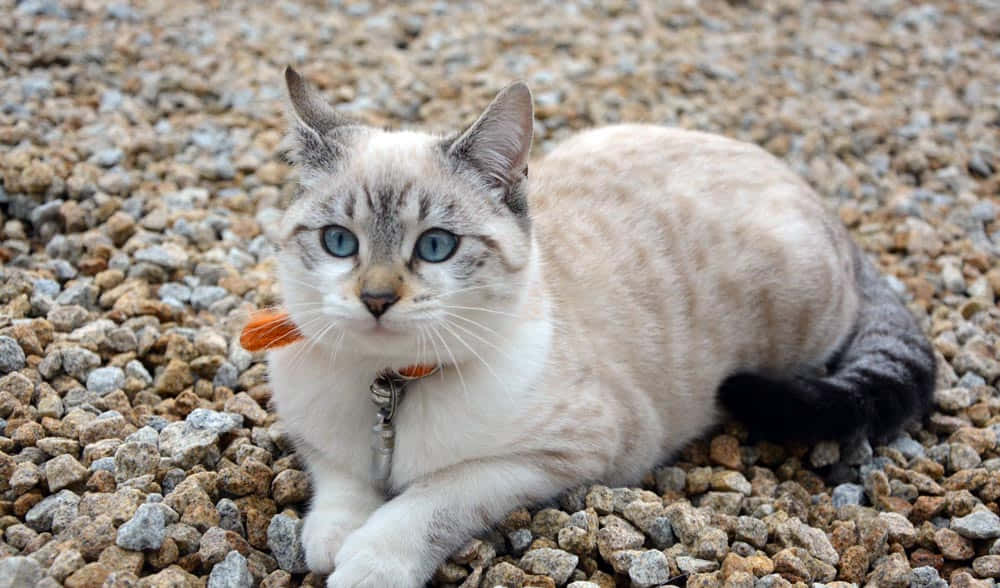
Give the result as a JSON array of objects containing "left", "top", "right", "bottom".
[
  {"left": 301, "top": 465, "right": 385, "bottom": 574},
  {"left": 327, "top": 457, "right": 584, "bottom": 588}
]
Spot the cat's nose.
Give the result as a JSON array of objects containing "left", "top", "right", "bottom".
[{"left": 360, "top": 290, "right": 400, "bottom": 318}]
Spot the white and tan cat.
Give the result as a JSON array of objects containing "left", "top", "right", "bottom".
[{"left": 266, "top": 67, "right": 935, "bottom": 587}]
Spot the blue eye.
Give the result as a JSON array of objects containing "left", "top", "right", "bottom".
[
  {"left": 415, "top": 229, "right": 459, "bottom": 263},
  {"left": 321, "top": 225, "right": 358, "bottom": 257}
]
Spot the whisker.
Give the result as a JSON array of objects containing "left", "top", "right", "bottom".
[
  {"left": 430, "top": 325, "right": 468, "bottom": 405},
  {"left": 439, "top": 319, "right": 508, "bottom": 395}
]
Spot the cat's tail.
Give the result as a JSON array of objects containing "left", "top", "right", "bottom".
[{"left": 718, "top": 246, "right": 936, "bottom": 443}]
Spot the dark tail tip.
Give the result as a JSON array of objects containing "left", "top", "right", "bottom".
[{"left": 718, "top": 364, "right": 934, "bottom": 444}]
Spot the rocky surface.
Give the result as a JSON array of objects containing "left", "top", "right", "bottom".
[{"left": 1, "top": 0, "right": 999, "bottom": 586}]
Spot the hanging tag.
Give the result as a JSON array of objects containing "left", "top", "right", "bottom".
[{"left": 370, "top": 417, "right": 395, "bottom": 493}]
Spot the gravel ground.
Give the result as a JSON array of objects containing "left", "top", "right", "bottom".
[{"left": 1, "top": 0, "right": 999, "bottom": 586}]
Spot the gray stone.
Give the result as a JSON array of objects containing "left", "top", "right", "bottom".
[
  {"left": 628, "top": 549, "right": 671, "bottom": 588},
  {"left": 518, "top": 548, "right": 579, "bottom": 585},
  {"left": 125, "top": 426, "right": 159, "bottom": 446},
  {"left": 61, "top": 347, "right": 101, "bottom": 381},
  {"left": 134, "top": 244, "right": 189, "bottom": 269},
  {"left": 213, "top": 361, "right": 239, "bottom": 389},
  {"left": 0, "top": 336, "right": 26, "bottom": 374},
  {"left": 267, "top": 514, "right": 309, "bottom": 574},
  {"left": 158, "top": 282, "right": 192, "bottom": 302},
  {"left": 647, "top": 516, "right": 675, "bottom": 549},
  {"left": 186, "top": 408, "right": 243, "bottom": 434},
  {"left": 25, "top": 489, "right": 80, "bottom": 532},
  {"left": 832, "top": 483, "right": 865, "bottom": 508},
  {"left": 116, "top": 502, "right": 176, "bottom": 551},
  {"left": 508, "top": 528, "right": 533, "bottom": 555},
  {"left": 95, "top": 148, "right": 124, "bottom": 167},
  {"left": 125, "top": 359, "right": 152, "bottom": 384},
  {"left": 191, "top": 286, "right": 228, "bottom": 310},
  {"left": 910, "top": 565, "right": 948, "bottom": 587},
  {"left": 90, "top": 457, "right": 116, "bottom": 473},
  {"left": 0, "top": 556, "right": 43, "bottom": 588},
  {"left": 86, "top": 366, "right": 125, "bottom": 395},
  {"left": 952, "top": 510, "right": 1000, "bottom": 540},
  {"left": 217, "top": 498, "right": 245, "bottom": 536},
  {"left": 158, "top": 421, "right": 220, "bottom": 468},
  {"left": 888, "top": 436, "right": 926, "bottom": 459},
  {"left": 208, "top": 551, "right": 253, "bottom": 588},
  {"left": 675, "top": 555, "right": 718, "bottom": 574}
]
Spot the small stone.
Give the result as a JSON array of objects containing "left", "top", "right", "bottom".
[
  {"left": 208, "top": 551, "right": 252, "bottom": 588},
  {"left": 271, "top": 469, "right": 310, "bottom": 505},
  {"left": 733, "top": 516, "right": 768, "bottom": 548},
  {"left": 186, "top": 408, "right": 243, "bottom": 434},
  {"left": 0, "top": 336, "right": 26, "bottom": 374},
  {"left": 832, "top": 483, "right": 865, "bottom": 507},
  {"left": 809, "top": 441, "right": 840, "bottom": 468},
  {"left": 973, "top": 555, "right": 1000, "bottom": 579},
  {"left": 0, "top": 556, "right": 43, "bottom": 587},
  {"left": 676, "top": 556, "right": 719, "bottom": 575},
  {"left": 64, "top": 562, "right": 111, "bottom": 588},
  {"left": 191, "top": 285, "right": 228, "bottom": 310},
  {"left": 134, "top": 244, "right": 189, "bottom": 269},
  {"left": 664, "top": 502, "right": 708, "bottom": 544},
  {"left": 61, "top": 347, "right": 101, "bottom": 380},
  {"left": 711, "top": 470, "right": 751, "bottom": 495},
  {"left": 86, "top": 366, "right": 126, "bottom": 395},
  {"left": 45, "top": 454, "right": 88, "bottom": 491},
  {"left": 518, "top": 548, "right": 578, "bottom": 585},
  {"left": 628, "top": 549, "right": 671, "bottom": 588},
  {"left": 879, "top": 512, "right": 916, "bottom": 547},
  {"left": 483, "top": 561, "right": 526, "bottom": 587},
  {"left": 158, "top": 422, "right": 219, "bottom": 468},
  {"left": 867, "top": 552, "right": 912, "bottom": 588},
  {"left": 48, "top": 548, "right": 86, "bottom": 582},
  {"left": 952, "top": 510, "right": 1000, "bottom": 540},
  {"left": 911, "top": 566, "right": 947, "bottom": 588},
  {"left": 25, "top": 489, "right": 80, "bottom": 532},
  {"left": 117, "top": 503, "right": 174, "bottom": 551},
  {"left": 935, "top": 527, "right": 975, "bottom": 560},
  {"left": 199, "top": 526, "right": 251, "bottom": 566},
  {"left": 596, "top": 520, "right": 644, "bottom": 560},
  {"left": 224, "top": 392, "right": 268, "bottom": 425},
  {"left": 710, "top": 435, "right": 742, "bottom": 469},
  {"left": 694, "top": 526, "right": 729, "bottom": 561},
  {"left": 267, "top": 514, "right": 309, "bottom": 573}
]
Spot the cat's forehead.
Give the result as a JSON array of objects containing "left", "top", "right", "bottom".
[{"left": 349, "top": 130, "right": 445, "bottom": 179}]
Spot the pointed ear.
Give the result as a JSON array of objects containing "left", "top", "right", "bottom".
[
  {"left": 284, "top": 66, "right": 348, "bottom": 136},
  {"left": 447, "top": 82, "right": 533, "bottom": 188},
  {"left": 281, "top": 67, "right": 350, "bottom": 170}
]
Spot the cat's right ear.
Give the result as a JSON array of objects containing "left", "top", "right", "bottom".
[
  {"left": 282, "top": 66, "right": 349, "bottom": 168},
  {"left": 447, "top": 82, "right": 534, "bottom": 190}
]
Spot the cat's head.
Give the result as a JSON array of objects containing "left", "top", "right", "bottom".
[{"left": 274, "top": 67, "right": 535, "bottom": 362}]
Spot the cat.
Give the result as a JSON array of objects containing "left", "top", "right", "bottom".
[{"left": 265, "top": 66, "right": 935, "bottom": 587}]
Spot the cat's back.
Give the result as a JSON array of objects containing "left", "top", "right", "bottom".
[
  {"left": 531, "top": 124, "right": 809, "bottom": 214},
  {"left": 530, "top": 123, "right": 858, "bottom": 380}
]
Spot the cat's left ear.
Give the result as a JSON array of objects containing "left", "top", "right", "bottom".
[
  {"left": 282, "top": 66, "right": 351, "bottom": 169},
  {"left": 447, "top": 82, "right": 534, "bottom": 189}
]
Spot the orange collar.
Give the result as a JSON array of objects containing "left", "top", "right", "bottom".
[{"left": 239, "top": 309, "right": 438, "bottom": 378}]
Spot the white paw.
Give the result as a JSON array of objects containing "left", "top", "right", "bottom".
[
  {"left": 327, "top": 526, "right": 427, "bottom": 588},
  {"left": 301, "top": 508, "right": 367, "bottom": 574},
  {"left": 327, "top": 549, "right": 420, "bottom": 588}
]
